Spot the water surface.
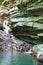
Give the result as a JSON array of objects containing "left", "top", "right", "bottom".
[{"left": 0, "top": 50, "right": 42, "bottom": 65}]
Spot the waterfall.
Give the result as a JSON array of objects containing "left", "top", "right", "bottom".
[
  {"left": 3, "top": 18, "right": 17, "bottom": 44},
  {"left": 2, "top": 7, "right": 25, "bottom": 46},
  {"left": 3, "top": 19, "right": 11, "bottom": 34}
]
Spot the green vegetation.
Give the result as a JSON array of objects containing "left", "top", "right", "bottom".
[{"left": 0, "top": 0, "right": 43, "bottom": 43}]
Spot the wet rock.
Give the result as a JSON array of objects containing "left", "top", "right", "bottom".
[
  {"left": 0, "top": 30, "right": 25, "bottom": 51},
  {"left": 18, "top": 43, "right": 33, "bottom": 52},
  {"left": 0, "top": 44, "right": 3, "bottom": 51},
  {"left": 0, "top": 30, "right": 17, "bottom": 50},
  {"left": 32, "top": 44, "right": 43, "bottom": 62}
]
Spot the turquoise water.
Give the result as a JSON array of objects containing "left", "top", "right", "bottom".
[{"left": 0, "top": 50, "right": 42, "bottom": 65}]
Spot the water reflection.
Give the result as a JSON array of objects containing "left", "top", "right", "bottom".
[
  {"left": 0, "top": 51, "right": 11, "bottom": 65},
  {"left": 0, "top": 51, "right": 42, "bottom": 65}
]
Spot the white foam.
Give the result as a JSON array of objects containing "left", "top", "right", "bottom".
[
  {"left": 24, "top": 49, "right": 32, "bottom": 54},
  {"left": 3, "top": 20, "right": 11, "bottom": 34}
]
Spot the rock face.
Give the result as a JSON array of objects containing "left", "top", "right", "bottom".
[
  {"left": 0, "top": 30, "right": 33, "bottom": 52},
  {"left": 0, "top": 6, "right": 9, "bottom": 22},
  {"left": 0, "top": 0, "right": 43, "bottom": 44},
  {"left": 32, "top": 44, "right": 43, "bottom": 62},
  {"left": 18, "top": 43, "right": 33, "bottom": 52},
  {"left": 0, "top": 30, "right": 33, "bottom": 51},
  {"left": 7, "top": 0, "right": 43, "bottom": 43},
  {"left": 0, "top": 30, "right": 28, "bottom": 51},
  {"left": 0, "top": 30, "right": 18, "bottom": 51},
  {"left": 0, "top": 44, "right": 3, "bottom": 51}
]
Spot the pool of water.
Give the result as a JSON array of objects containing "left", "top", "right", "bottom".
[{"left": 0, "top": 50, "right": 42, "bottom": 65}]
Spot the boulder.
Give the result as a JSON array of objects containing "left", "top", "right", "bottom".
[{"left": 32, "top": 44, "right": 43, "bottom": 62}]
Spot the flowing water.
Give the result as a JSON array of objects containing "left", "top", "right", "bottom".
[
  {"left": 0, "top": 50, "right": 42, "bottom": 65},
  {"left": 3, "top": 19, "right": 11, "bottom": 34}
]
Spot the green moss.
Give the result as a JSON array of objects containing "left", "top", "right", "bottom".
[{"left": 0, "top": 0, "right": 3, "bottom": 5}]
